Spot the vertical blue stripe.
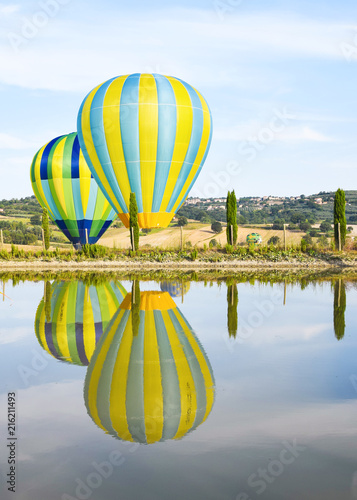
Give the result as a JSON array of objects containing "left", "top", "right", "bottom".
[
  {"left": 89, "top": 285, "right": 101, "bottom": 323},
  {"left": 40, "top": 136, "right": 63, "bottom": 180},
  {"left": 154, "top": 311, "right": 181, "bottom": 441},
  {"left": 95, "top": 309, "right": 130, "bottom": 438},
  {"left": 176, "top": 110, "right": 213, "bottom": 211},
  {"left": 120, "top": 74, "right": 143, "bottom": 212},
  {"left": 41, "top": 180, "right": 62, "bottom": 221},
  {"left": 71, "top": 178, "right": 84, "bottom": 221},
  {"left": 166, "top": 83, "right": 204, "bottom": 212},
  {"left": 151, "top": 75, "right": 177, "bottom": 213},
  {"left": 84, "top": 179, "right": 98, "bottom": 219},
  {"left": 71, "top": 135, "right": 80, "bottom": 179},
  {"left": 89, "top": 78, "right": 128, "bottom": 214}
]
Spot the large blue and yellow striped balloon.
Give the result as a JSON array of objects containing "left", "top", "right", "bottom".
[
  {"left": 30, "top": 133, "right": 117, "bottom": 245},
  {"left": 35, "top": 280, "right": 126, "bottom": 366},
  {"left": 77, "top": 74, "right": 212, "bottom": 228},
  {"left": 84, "top": 291, "right": 215, "bottom": 443}
]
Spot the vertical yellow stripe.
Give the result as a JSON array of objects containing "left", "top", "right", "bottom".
[
  {"left": 110, "top": 317, "right": 134, "bottom": 442},
  {"left": 159, "top": 78, "right": 193, "bottom": 212},
  {"left": 56, "top": 287, "right": 71, "bottom": 360},
  {"left": 171, "top": 92, "right": 211, "bottom": 213},
  {"left": 144, "top": 311, "right": 163, "bottom": 443},
  {"left": 102, "top": 76, "right": 131, "bottom": 214},
  {"left": 162, "top": 310, "right": 197, "bottom": 439},
  {"left": 139, "top": 74, "right": 158, "bottom": 213},
  {"left": 104, "top": 285, "right": 120, "bottom": 317},
  {"left": 38, "top": 305, "right": 52, "bottom": 357},
  {"left": 173, "top": 309, "right": 214, "bottom": 422},
  {"left": 79, "top": 150, "right": 91, "bottom": 217},
  {"left": 83, "top": 286, "right": 96, "bottom": 362},
  {"left": 51, "top": 138, "right": 67, "bottom": 218},
  {"left": 34, "top": 145, "right": 56, "bottom": 218},
  {"left": 81, "top": 84, "right": 121, "bottom": 213},
  {"left": 87, "top": 309, "right": 125, "bottom": 432}
]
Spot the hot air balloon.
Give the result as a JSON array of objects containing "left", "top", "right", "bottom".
[
  {"left": 84, "top": 291, "right": 215, "bottom": 443},
  {"left": 160, "top": 280, "right": 190, "bottom": 299},
  {"left": 35, "top": 280, "right": 126, "bottom": 366},
  {"left": 30, "top": 132, "right": 117, "bottom": 245},
  {"left": 77, "top": 73, "right": 212, "bottom": 228}
]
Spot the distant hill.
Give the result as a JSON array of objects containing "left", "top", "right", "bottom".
[
  {"left": 1, "top": 191, "right": 357, "bottom": 228},
  {"left": 178, "top": 191, "right": 357, "bottom": 226}
]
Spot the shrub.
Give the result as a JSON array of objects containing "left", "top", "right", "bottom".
[
  {"left": 211, "top": 221, "right": 222, "bottom": 233},
  {"left": 268, "top": 236, "right": 280, "bottom": 246},
  {"left": 209, "top": 239, "right": 218, "bottom": 248}
]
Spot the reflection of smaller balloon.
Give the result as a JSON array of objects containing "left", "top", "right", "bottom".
[
  {"left": 84, "top": 291, "right": 215, "bottom": 443},
  {"left": 35, "top": 280, "right": 126, "bottom": 366},
  {"left": 160, "top": 280, "right": 190, "bottom": 298},
  {"left": 30, "top": 132, "right": 117, "bottom": 245}
]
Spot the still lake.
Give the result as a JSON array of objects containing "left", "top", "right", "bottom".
[{"left": 0, "top": 276, "right": 356, "bottom": 500}]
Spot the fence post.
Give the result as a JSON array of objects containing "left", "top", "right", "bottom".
[
  {"left": 180, "top": 226, "right": 183, "bottom": 251},
  {"left": 338, "top": 222, "right": 341, "bottom": 252},
  {"left": 131, "top": 227, "right": 135, "bottom": 252},
  {"left": 0, "top": 229, "right": 3, "bottom": 249},
  {"left": 284, "top": 224, "right": 287, "bottom": 251},
  {"left": 41, "top": 228, "right": 45, "bottom": 251},
  {"left": 85, "top": 228, "right": 89, "bottom": 245},
  {"left": 230, "top": 225, "right": 233, "bottom": 245}
]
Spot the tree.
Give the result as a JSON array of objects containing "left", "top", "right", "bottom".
[
  {"left": 334, "top": 188, "right": 346, "bottom": 249},
  {"left": 268, "top": 236, "right": 280, "bottom": 245},
  {"left": 299, "top": 221, "right": 311, "bottom": 232},
  {"left": 129, "top": 192, "right": 139, "bottom": 251},
  {"left": 227, "top": 282, "right": 238, "bottom": 338},
  {"left": 30, "top": 214, "right": 41, "bottom": 226},
  {"left": 272, "top": 218, "right": 284, "bottom": 230},
  {"left": 211, "top": 221, "right": 222, "bottom": 233},
  {"left": 226, "top": 190, "right": 237, "bottom": 245},
  {"left": 131, "top": 280, "right": 141, "bottom": 337},
  {"left": 309, "top": 229, "right": 319, "bottom": 238},
  {"left": 42, "top": 207, "right": 50, "bottom": 250},
  {"left": 177, "top": 216, "right": 188, "bottom": 227},
  {"left": 320, "top": 221, "right": 332, "bottom": 233},
  {"left": 334, "top": 279, "right": 346, "bottom": 341}
]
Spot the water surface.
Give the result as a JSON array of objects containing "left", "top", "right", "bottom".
[{"left": 0, "top": 276, "right": 356, "bottom": 500}]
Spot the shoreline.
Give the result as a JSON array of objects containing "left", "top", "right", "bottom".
[{"left": 1, "top": 258, "right": 357, "bottom": 273}]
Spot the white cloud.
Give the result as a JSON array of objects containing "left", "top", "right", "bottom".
[
  {"left": 279, "top": 126, "right": 335, "bottom": 143},
  {"left": 0, "top": 3, "right": 20, "bottom": 15},
  {"left": 0, "top": 9, "right": 354, "bottom": 92}
]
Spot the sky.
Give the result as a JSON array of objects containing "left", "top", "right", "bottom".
[{"left": 0, "top": 0, "right": 356, "bottom": 200}]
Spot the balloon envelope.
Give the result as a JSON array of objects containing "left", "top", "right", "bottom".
[
  {"left": 35, "top": 280, "right": 127, "bottom": 366},
  {"left": 84, "top": 291, "right": 215, "bottom": 443},
  {"left": 160, "top": 280, "right": 190, "bottom": 298},
  {"left": 30, "top": 132, "right": 117, "bottom": 245},
  {"left": 77, "top": 73, "right": 212, "bottom": 228}
]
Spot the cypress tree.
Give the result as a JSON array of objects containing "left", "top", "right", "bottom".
[
  {"left": 334, "top": 188, "right": 346, "bottom": 250},
  {"left": 45, "top": 281, "right": 52, "bottom": 322},
  {"left": 129, "top": 192, "right": 139, "bottom": 251},
  {"left": 227, "top": 281, "right": 238, "bottom": 338},
  {"left": 42, "top": 207, "right": 50, "bottom": 250},
  {"left": 131, "top": 280, "right": 141, "bottom": 337},
  {"left": 333, "top": 279, "right": 346, "bottom": 341},
  {"left": 226, "top": 190, "right": 238, "bottom": 245}
]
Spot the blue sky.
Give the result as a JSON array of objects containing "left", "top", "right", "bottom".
[{"left": 0, "top": 0, "right": 356, "bottom": 199}]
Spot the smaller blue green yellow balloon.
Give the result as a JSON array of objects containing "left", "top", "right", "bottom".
[{"left": 30, "top": 132, "right": 117, "bottom": 245}]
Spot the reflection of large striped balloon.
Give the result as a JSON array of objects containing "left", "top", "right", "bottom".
[
  {"left": 160, "top": 280, "right": 190, "bottom": 298},
  {"left": 84, "top": 291, "right": 215, "bottom": 443},
  {"left": 30, "top": 132, "right": 117, "bottom": 245},
  {"left": 35, "top": 281, "right": 126, "bottom": 366},
  {"left": 77, "top": 74, "right": 212, "bottom": 228}
]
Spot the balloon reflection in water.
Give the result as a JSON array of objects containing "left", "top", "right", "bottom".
[
  {"left": 84, "top": 291, "right": 215, "bottom": 444},
  {"left": 160, "top": 280, "right": 190, "bottom": 300},
  {"left": 35, "top": 281, "right": 126, "bottom": 366}
]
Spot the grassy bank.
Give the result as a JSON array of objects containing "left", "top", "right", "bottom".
[{"left": 1, "top": 243, "right": 357, "bottom": 271}]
